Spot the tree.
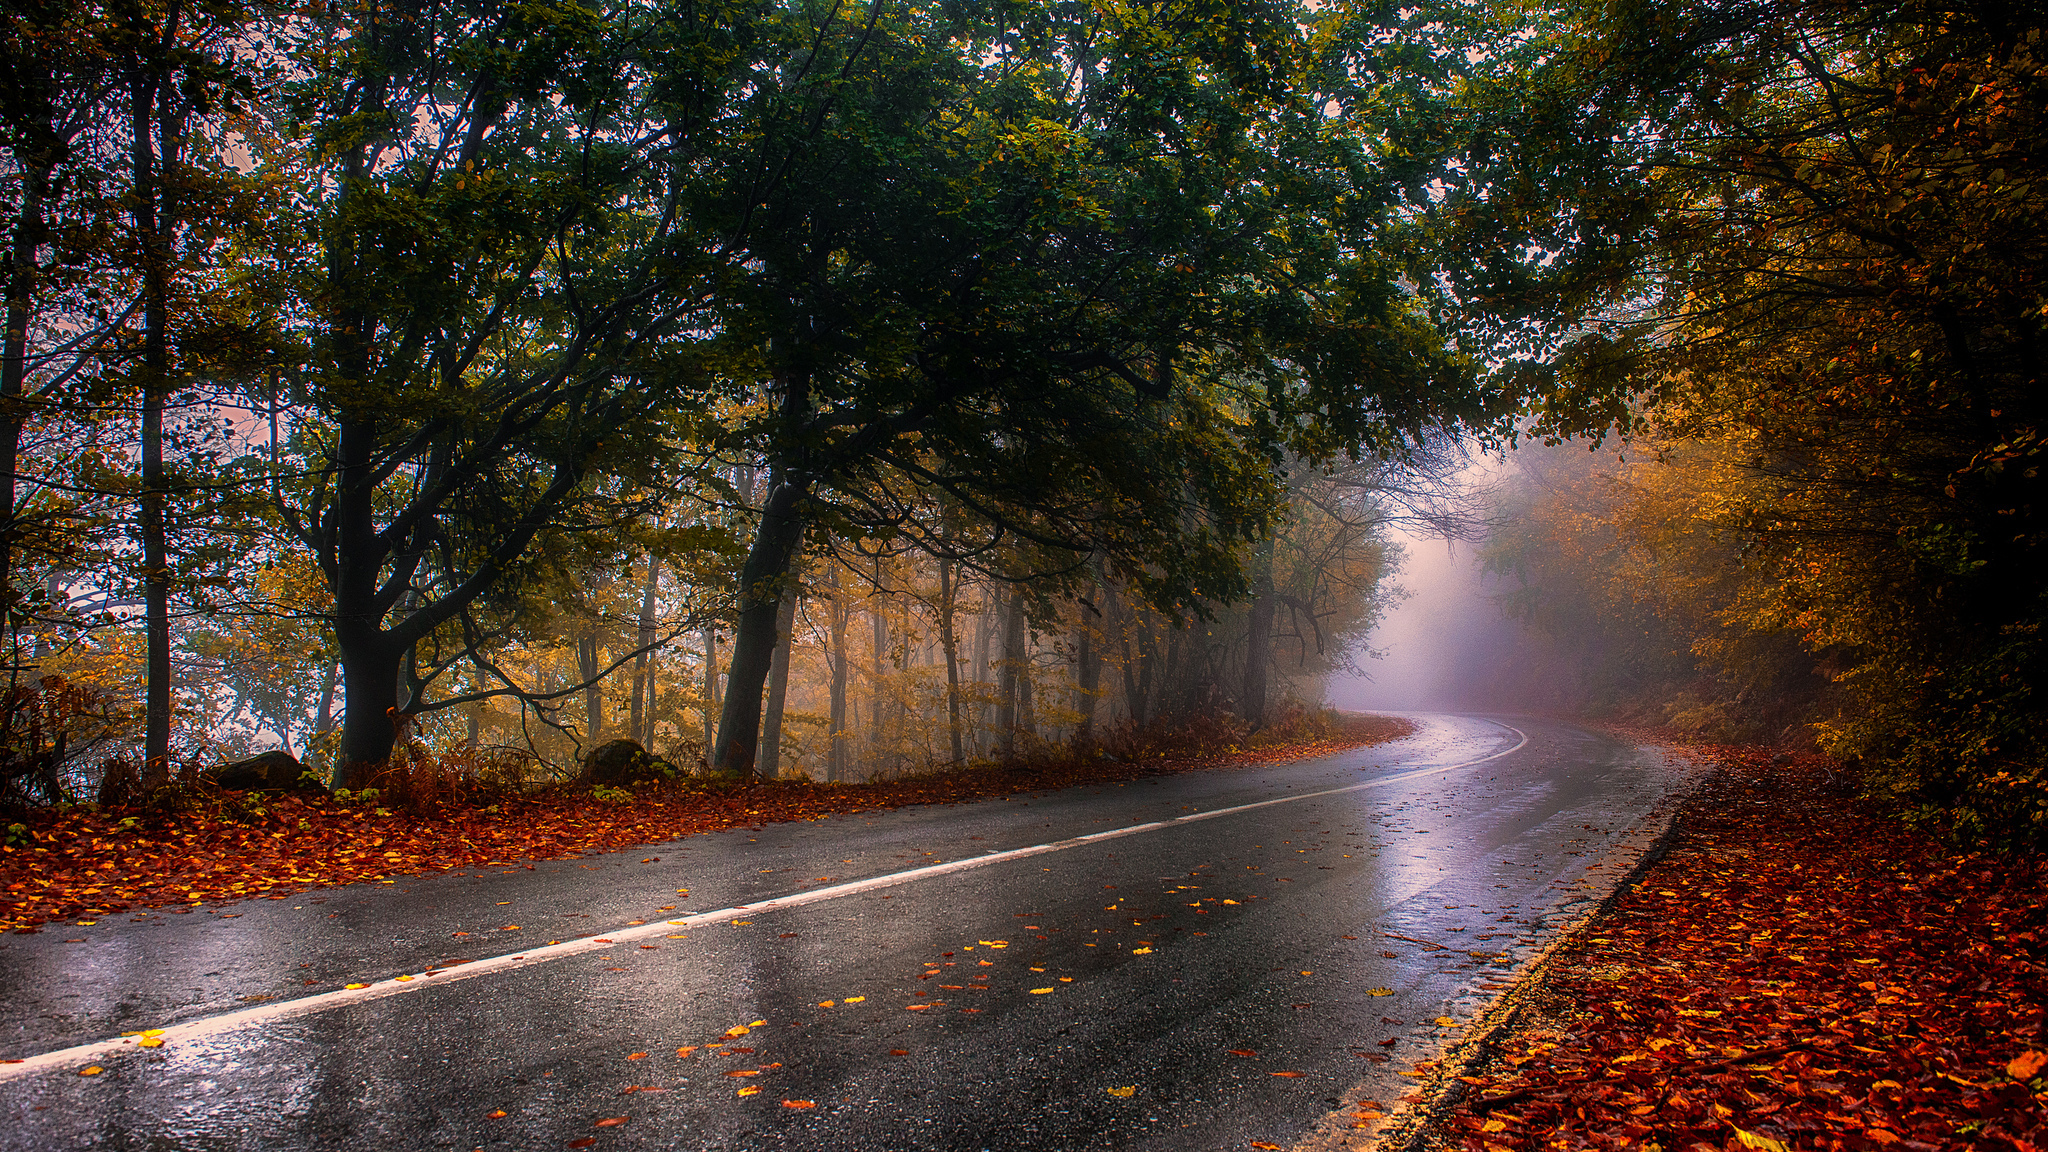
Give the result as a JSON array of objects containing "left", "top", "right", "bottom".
[
  {"left": 702, "top": 0, "right": 1506, "bottom": 778},
  {"left": 1442, "top": 0, "right": 2048, "bottom": 841}
]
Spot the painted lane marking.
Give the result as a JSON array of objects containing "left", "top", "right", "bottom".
[{"left": 0, "top": 724, "right": 1526, "bottom": 1081}]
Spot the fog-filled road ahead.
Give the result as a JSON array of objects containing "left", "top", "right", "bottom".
[{"left": 0, "top": 715, "right": 1694, "bottom": 1151}]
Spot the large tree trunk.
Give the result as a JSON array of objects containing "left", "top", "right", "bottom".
[
  {"left": 996, "top": 586, "right": 1025, "bottom": 761},
  {"left": 1242, "top": 539, "right": 1276, "bottom": 729},
  {"left": 628, "top": 553, "right": 659, "bottom": 745},
  {"left": 756, "top": 574, "right": 800, "bottom": 778},
  {"left": 710, "top": 471, "right": 810, "bottom": 778},
  {"left": 938, "top": 559, "right": 964, "bottom": 764},
  {"left": 0, "top": 158, "right": 52, "bottom": 659}
]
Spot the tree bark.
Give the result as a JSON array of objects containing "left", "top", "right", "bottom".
[
  {"left": 1242, "top": 538, "right": 1277, "bottom": 729},
  {"left": 867, "top": 565, "right": 889, "bottom": 762},
  {"left": 827, "top": 564, "right": 848, "bottom": 781},
  {"left": 968, "top": 584, "right": 994, "bottom": 752},
  {"left": 577, "top": 633, "right": 603, "bottom": 743},
  {"left": 1075, "top": 586, "right": 1100, "bottom": 742},
  {"left": 129, "top": 29, "right": 186, "bottom": 791},
  {"left": 628, "top": 553, "right": 659, "bottom": 745},
  {"left": 996, "top": 585, "right": 1025, "bottom": 761},
  {"left": 756, "top": 573, "right": 800, "bottom": 777},
  {"left": 710, "top": 470, "right": 810, "bottom": 778},
  {"left": 938, "top": 559, "right": 964, "bottom": 765},
  {"left": 701, "top": 627, "right": 719, "bottom": 756}
]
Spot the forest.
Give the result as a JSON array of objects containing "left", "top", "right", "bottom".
[{"left": 1, "top": 0, "right": 2042, "bottom": 845}]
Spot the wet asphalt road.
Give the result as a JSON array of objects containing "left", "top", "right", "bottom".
[{"left": 0, "top": 714, "right": 1693, "bottom": 1151}]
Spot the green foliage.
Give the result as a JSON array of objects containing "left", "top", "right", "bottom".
[{"left": 588, "top": 784, "right": 632, "bottom": 806}]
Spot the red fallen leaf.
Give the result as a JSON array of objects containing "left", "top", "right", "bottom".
[
  {"left": 780, "top": 933, "right": 798, "bottom": 938},
  {"left": 890, "top": 1049, "right": 909, "bottom": 1056},
  {"left": 568, "top": 1140, "right": 597, "bottom": 1149},
  {"left": 1342, "top": 935, "right": 1358, "bottom": 940},
  {"left": 1270, "top": 1071, "right": 1305, "bottom": 1078},
  {"left": 1228, "top": 1049, "right": 1259, "bottom": 1057},
  {"left": 782, "top": 1100, "right": 816, "bottom": 1109},
  {"left": 594, "top": 938, "right": 613, "bottom": 944},
  {"left": 594, "top": 1116, "right": 628, "bottom": 1127}
]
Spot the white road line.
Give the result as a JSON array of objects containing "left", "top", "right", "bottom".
[{"left": 0, "top": 723, "right": 1527, "bottom": 1082}]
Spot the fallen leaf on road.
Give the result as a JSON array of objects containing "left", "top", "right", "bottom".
[
  {"left": 737, "top": 1086, "right": 760, "bottom": 1097},
  {"left": 1107, "top": 1086, "right": 1135, "bottom": 1097},
  {"left": 723, "top": 1069, "right": 760, "bottom": 1077},
  {"left": 345, "top": 983, "right": 367, "bottom": 990},
  {"left": 1367, "top": 988, "right": 1393, "bottom": 996},
  {"left": 626, "top": 1052, "right": 647, "bottom": 1061},
  {"left": 890, "top": 1049, "right": 909, "bottom": 1055},
  {"left": 675, "top": 1046, "right": 697, "bottom": 1057},
  {"left": 80, "top": 1065, "right": 102, "bottom": 1076},
  {"left": 1030, "top": 987, "right": 1054, "bottom": 994},
  {"left": 1271, "top": 1071, "right": 1305, "bottom": 1078},
  {"left": 782, "top": 1100, "right": 816, "bottom": 1109},
  {"left": 1732, "top": 1127, "right": 1789, "bottom": 1152},
  {"left": 486, "top": 1110, "right": 507, "bottom": 1118},
  {"left": 594, "top": 1116, "right": 628, "bottom": 1128},
  {"left": 137, "top": 1037, "right": 163, "bottom": 1049},
  {"left": 1435, "top": 1017, "right": 1456, "bottom": 1026},
  {"left": 843, "top": 996, "right": 865, "bottom": 1003},
  {"left": 817, "top": 1000, "right": 834, "bottom": 1008},
  {"left": 1250, "top": 1142, "right": 1283, "bottom": 1149},
  {"left": 905, "top": 1004, "right": 929, "bottom": 1010},
  {"left": 1228, "top": 1049, "right": 1258, "bottom": 1057},
  {"left": 1132, "top": 947, "right": 1152, "bottom": 955},
  {"left": 567, "top": 1139, "right": 596, "bottom": 1149}
]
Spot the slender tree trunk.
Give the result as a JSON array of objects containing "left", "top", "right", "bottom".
[
  {"left": 577, "top": 634, "right": 603, "bottom": 744},
  {"left": 310, "top": 660, "right": 340, "bottom": 769},
  {"left": 1242, "top": 539, "right": 1276, "bottom": 729},
  {"left": 710, "top": 470, "right": 810, "bottom": 777},
  {"left": 1075, "top": 590, "right": 1100, "bottom": 742},
  {"left": 1111, "top": 586, "right": 1147, "bottom": 728},
  {"left": 464, "top": 706, "right": 480, "bottom": 748},
  {"left": 756, "top": 574, "right": 800, "bottom": 778},
  {"left": 868, "top": 570, "right": 888, "bottom": 760},
  {"left": 969, "top": 585, "right": 994, "bottom": 752},
  {"left": 701, "top": 628, "right": 719, "bottom": 756},
  {"left": 629, "top": 553, "right": 659, "bottom": 745},
  {"left": 130, "top": 45, "right": 184, "bottom": 790},
  {"left": 827, "top": 564, "right": 848, "bottom": 781},
  {"left": 996, "top": 586, "right": 1024, "bottom": 761},
  {"left": 938, "top": 559, "right": 963, "bottom": 765}
]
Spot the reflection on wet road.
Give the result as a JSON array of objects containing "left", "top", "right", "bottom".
[{"left": 0, "top": 715, "right": 1694, "bottom": 1151}]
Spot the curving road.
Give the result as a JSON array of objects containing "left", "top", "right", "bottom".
[{"left": 0, "top": 715, "right": 1695, "bottom": 1151}]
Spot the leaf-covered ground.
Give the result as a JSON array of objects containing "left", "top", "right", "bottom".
[
  {"left": 0, "top": 714, "right": 1411, "bottom": 932},
  {"left": 1438, "top": 747, "right": 2047, "bottom": 1152}
]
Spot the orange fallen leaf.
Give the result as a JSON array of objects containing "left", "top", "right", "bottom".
[
  {"left": 1228, "top": 1049, "right": 1258, "bottom": 1057},
  {"left": 1251, "top": 1143, "right": 1284, "bottom": 1150},
  {"left": 905, "top": 1003, "right": 930, "bottom": 1011},
  {"left": 80, "top": 1065, "right": 103, "bottom": 1076},
  {"left": 2010, "top": 1050, "right": 2048, "bottom": 1080},
  {"left": 724, "top": 1069, "right": 761, "bottom": 1077},
  {"left": 486, "top": 1110, "right": 507, "bottom": 1119},
  {"left": 626, "top": 1051, "right": 647, "bottom": 1060},
  {"left": 890, "top": 1049, "right": 909, "bottom": 1056},
  {"left": 675, "top": 1046, "right": 698, "bottom": 1057},
  {"left": 1270, "top": 1071, "right": 1304, "bottom": 1078},
  {"left": 737, "top": 1086, "right": 760, "bottom": 1096},
  {"left": 1107, "top": 1086, "right": 1136, "bottom": 1097},
  {"left": 594, "top": 1117, "right": 628, "bottom": 1128},
  {"left": 782, "top": 1100, "right": 816, "bottom": 1109}
]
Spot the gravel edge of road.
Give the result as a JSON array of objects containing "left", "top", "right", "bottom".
[{"left": 1290, "top": 745, "right": 1708, "bottom": 1152}]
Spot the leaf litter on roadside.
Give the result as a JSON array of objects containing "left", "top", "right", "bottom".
[
  {"left": 1443, "top": 747, "right": 2046, "bottom": 1152},
  {"left": 0, "top": 717, "right": 1408, "bottom": 931}
]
